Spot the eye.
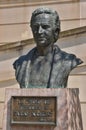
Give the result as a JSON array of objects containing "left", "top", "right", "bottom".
[
  {"left": 33, "top": 25, "right": 38, "bottom": 30},
  {"left": 42, "top": 25, "right": 50, "bottom": 29}
]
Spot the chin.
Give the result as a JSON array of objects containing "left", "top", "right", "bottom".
[{"left": 37, "top": 42, "right": 47, "bottom": 47}]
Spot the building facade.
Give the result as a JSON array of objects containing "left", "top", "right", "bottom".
[{"left": 0, "top": 0, "right": 86, "bottom": 129}]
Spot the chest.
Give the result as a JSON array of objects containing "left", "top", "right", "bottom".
[
  {"left": 29, "top": 54, "right": 70, "bottom": 86},
  {"left": 29, "top": 56, "right": 51, "bottom": 83}
]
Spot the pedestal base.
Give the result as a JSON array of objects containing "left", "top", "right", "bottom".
[{"left": 3, "top": 88, "right": 83, "bottom": 130}]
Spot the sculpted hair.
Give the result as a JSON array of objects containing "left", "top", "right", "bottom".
[{"left": 30, "top": 7, "right": 60, "bottom": 33}]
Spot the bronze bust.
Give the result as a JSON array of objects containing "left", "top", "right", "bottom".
[{"left": 13, "top": 8, "right": 83, "bottom": 88}]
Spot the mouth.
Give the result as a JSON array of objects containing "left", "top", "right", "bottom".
[
  {"left": 37, "top": 37, "right": 45, "bottom": 41},
  {"left": 38, "top": 37, "right": 44, "bottom": 40}
]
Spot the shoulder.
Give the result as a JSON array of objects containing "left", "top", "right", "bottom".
[
  {"left": 13, "top": 47, "right": 36, "bottom": 70},
  {"left": 60, "top": 50, "right": 83, "bottom": 69},
  {"left": 54, "top": 45, "right": 75, "bottom": 60},
  {"left": 54, "top": 45, "right": 83, "bottom": 69}
]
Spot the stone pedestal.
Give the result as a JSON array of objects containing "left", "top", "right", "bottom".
[{"left": 3, "top": 88, "right": 83, "bottom": 130}]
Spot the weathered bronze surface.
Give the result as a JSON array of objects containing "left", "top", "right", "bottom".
[
  {"left": 11, "top": 96, "right": 57, "bottom": 125},
  {"left": 13, "top": 7, "right": 83, "bottom": 88}
]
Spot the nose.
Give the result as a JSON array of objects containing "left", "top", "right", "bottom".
[{"left": 38, "top": 26, "right": 44, "bottom": 34}]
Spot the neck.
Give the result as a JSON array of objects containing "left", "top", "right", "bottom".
[{"left": 37, "top": 45, "right": 53, "bottom": 56}]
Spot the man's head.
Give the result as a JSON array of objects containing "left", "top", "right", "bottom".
[{"left": 30, "top": 8, "right": 60, "bottom": 47}]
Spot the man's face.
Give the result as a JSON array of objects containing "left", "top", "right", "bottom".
[{"left": 31, "top": 13, "right": 56, "bottom": 47}]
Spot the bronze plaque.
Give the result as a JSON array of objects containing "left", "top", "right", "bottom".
[{"left": 11, "top": 96, "right": 57, "bottom": 125}]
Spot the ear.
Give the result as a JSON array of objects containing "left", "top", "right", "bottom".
[{"left": 54, "top": 28, "right": 59, "bottom": 41}]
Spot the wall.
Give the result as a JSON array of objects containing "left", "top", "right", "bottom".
[
  {"left": 0, "top": 27, "right": 86, "bottom": 130},
  {"left": 0, "top": 0, "right": 86, "bottom": 130},
  {"left": 0, "top": 0, "right": 86, "bottom": 43}
]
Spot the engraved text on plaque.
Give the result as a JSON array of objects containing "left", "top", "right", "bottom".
[{"left": 11, "top": 96, "right": 57, "bottom": 125}]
